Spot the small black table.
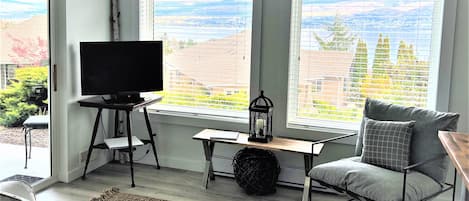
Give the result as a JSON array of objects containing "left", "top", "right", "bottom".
[
  {"left": 78, "top": 95, "right": 162, "bottom": 187},
  {"left": 23, "top": 115, "right": 49, "bottom": 169}
]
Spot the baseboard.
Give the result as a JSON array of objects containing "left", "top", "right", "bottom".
[
  {"left": 67, "top": 156, "right": 112, "bottom": 183},
  {"left": 135, "top": 155, "right": 204, "bottom": 173}
]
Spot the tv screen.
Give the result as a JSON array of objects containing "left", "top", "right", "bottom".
[{"left": 80, "top": 41, "right": 163, "bottom": 95}]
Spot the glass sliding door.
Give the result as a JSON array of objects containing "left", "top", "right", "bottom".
[{"left": 0, "top": 0, "right": 51, "bottom": 184}]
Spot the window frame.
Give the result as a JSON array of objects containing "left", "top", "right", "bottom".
[
  {"left": 286, "top": 0, "right": 457, "bottom": 134},
  {"left": 138, "top": 0, "right": 262, "bottom": 123}
]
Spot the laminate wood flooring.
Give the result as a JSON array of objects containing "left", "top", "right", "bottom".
[{"left": 37, "top": 162, "right": 453, "bottom": 201}]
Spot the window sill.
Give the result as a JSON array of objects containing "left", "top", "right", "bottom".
[
  {"left": 287, "top": 118, "right": 359, "bottom": 136},
  {"left": 144, "top": 104, "right": 249, "bottom": 129}
]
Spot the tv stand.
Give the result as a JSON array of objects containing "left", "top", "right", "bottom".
[{"left": 78, "top": 95, "right": 163, "bottom": 187}]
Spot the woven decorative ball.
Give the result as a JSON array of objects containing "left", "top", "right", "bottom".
[{"left": 232, "top": 147, "right": 281, "bottom": 195}]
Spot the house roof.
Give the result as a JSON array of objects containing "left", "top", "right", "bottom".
[
  {"left": 298, "top": 50, "right": 354, "bottom": 83},
  {"left": 165, "top": 31, "right": 251, "bottom": 88},
  {"left": 166, "top": 31, "right": 353, "bottom": 88},
  {"left": 0, "top": 15, "right": 48, "bottom": 64}
]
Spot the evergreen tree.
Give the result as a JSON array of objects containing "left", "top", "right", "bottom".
[
  {"left": 383, "top": 36, "right": 391, "bottom": 63},
  {"left": 372, "top": 34, "right": 391, "bottom": 75},
  {"left": 392, "top": 40, "right": 428, "bottom": 107},
  {"left": 313, "top": 15, "right": 356, "bottom": 51},
  {"left": 351, "top": 39, "right": 368, "bottom": 88}
]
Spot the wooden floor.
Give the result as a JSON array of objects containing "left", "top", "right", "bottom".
[
  {"left": 37, "top": 162, "right": 454, "bottom": 201},
  {"left": 37, "top": 163, "right": 346, "bottom": 201}
]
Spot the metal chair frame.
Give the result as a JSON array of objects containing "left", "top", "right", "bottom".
[{"left": 306, "top": 133, "right": 457, "bottom": 201}]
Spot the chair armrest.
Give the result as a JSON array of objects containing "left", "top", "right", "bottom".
[
  {"left": 277, "top": 132, "right": 356, "bottom": 145},
  {"left": 312, "top": 132, "right": 357, "bottom": 145},
  {"left": 403, "top": 153, "right": 447, "bottom": 171}
]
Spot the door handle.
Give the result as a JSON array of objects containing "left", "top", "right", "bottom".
[{"left": 53, "top": 64, "right": 57, "bottom": 92}]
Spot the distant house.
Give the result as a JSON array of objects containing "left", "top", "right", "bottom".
[
  {"left": 165, "top": 31, "right": 353, "bottom": 109},
  {"left": 0, "top": 15, "right": 48, "bottom": 89},
  {"left": 298, "top": 50, "right": 354, "bottom": 109},
  {"left": 165, "top": 31, "right": 251, "bottom": 96}
]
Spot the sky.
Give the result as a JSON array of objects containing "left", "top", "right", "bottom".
[
  {"left": 1, "top": 0, "right": 435, "bottom": 60},
  {"left": 1, "top": 0, "right": 433, "bottom": 20},
  {"left": 0, "top": 0, "right": 47, "bottom": 19}
]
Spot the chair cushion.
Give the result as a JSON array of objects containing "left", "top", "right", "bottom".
[
  {"left": 355, "top": 98, "right": 459, "bottom": 182},
  {"left": 361, "top": 119, "right": 415, "bottom": 172},
  {"left": 23, "top": 115, "right": 48, "bottom": 129},
  {"left": 310, "top": 157, "right": 442, "bottom": 201}
]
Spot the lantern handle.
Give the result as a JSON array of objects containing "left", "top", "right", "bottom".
[
  {"left": 249, "top": 90, "right": 274, "bottom": 108},
  {"left": 260, "top": 90, "right": 274, "bottom": 107}
]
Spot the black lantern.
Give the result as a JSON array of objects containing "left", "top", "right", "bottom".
[{"left": 248, "top": 90, "right": 273, "bottom": 143}]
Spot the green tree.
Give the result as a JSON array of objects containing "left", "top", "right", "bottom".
[
  {"left": 372, "top": 34, "right": 391, "bottom": 75},
  {"left": 314, "top": 15, "right": 356, "bottom": 51},
  {"left": 391, "top": 40, "right": 428, "bottom": 107},
  {"left": 350, "top": 39, "right": 368, "bottom": 98},
  {"left": 0, "top": 66, "right": 48, "bottom": 127}
]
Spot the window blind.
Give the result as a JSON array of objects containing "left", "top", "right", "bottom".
[
  {"left": 140, "top": 0, "right": 253, "bottom": 116},
  {"left": 288, "top": 0, "right": 444, "bottom": 129}
]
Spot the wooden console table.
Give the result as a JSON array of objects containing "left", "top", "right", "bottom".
[
  {"left": 78, "top": 95, "right": 162, "bottom": 187},
  {"left": 193, "top": 129, "right": 325, "bottom": 201},
  {"left": 439, "top": 131, "right": 469, "bottom": 194}
]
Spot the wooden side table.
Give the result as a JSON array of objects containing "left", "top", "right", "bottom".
[
  {"left": 192, "top": 129, "right": 325, "bottom": 201},
  {"left": 439, "top": 131, "right": 469, "bottom": 201}
]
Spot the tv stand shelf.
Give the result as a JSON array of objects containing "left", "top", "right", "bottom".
[
  {"left": 78, "top": 95, "right": 162, "bottom": 187},
  {"left": 92, "top": 138, "right": 155, "bottom": 150}
]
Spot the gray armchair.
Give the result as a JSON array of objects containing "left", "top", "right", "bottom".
[
  {"left": 307, "top": 99, "right": 460, "bottom": 201},
  {"left": 0, "top": 181, "right": 36, "bottom": 201}
]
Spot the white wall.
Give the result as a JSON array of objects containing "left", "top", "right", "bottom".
[
  {"left": 52, "top": 0, "right": 112, "bottom": 182},
  {"left": 448, "top": 0, "right": 469, "bottom": 199}
]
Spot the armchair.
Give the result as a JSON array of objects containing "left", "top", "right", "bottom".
[{"left": 307, "top": 99, "right": 460, "bottom": 201}]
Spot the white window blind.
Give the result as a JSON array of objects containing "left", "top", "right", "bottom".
[
  {"left": 288, "top": 0, "right": 444, "bottom": 130},
  {"left": 140, "top": 0, "right": 253, "bottom": 118}
]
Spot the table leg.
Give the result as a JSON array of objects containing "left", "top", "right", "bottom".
[
  {"left": 126, "top": 110, "right": 136, "bottom": 188},
  {"left": 28, "top": 129, "right": 32, "bottom": 159},
  {"left": 82, "top": 108, "right": 102, "bottom": 179},
  {"left": 113, "top": 110, "right": 119, "bottom": 161},
  {"left": 302, "top": 154, "right": 313, "bottom": 201},
  {"left": 114, "top": 110, "right": 119, "bottom": 137},
  {"left": 202, "top": 140, "right": 215, "bottom": 189},
  {"left": 24, "top": 128, "right": 28, "bottom": 169},
  {"left": 143, "top": 107, "right": 160, "bottom": 169},
  {"left": 209, "top": 142, "right": 215, "bottom": 180}
]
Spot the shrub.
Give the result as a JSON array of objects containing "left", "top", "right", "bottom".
[{"left": 0, "top": 66, "right": 48, "bottom": 127}]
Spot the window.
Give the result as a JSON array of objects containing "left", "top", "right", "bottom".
[
  {"left": 288, "top": 0, "right": 445, "bottom": 130},
  {"left": 140, "top": 0, "right": 254, "bottom": 118}
]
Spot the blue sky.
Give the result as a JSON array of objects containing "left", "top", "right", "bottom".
[
  {"left": 1, "top": 0, "right": 433, "bottom": 20},
  {"left": 155, "top": 0, "right": 252, "bottom": 17},
  {"left": 0, "top": 0, "right": 47, "bottom": 19}
]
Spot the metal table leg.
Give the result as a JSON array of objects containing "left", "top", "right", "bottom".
[
  {"left": 143, "top": 107, "right": 160, "bottom": 169},
  {"left": 24, "top": 128, "right": 28, "bottom": 169},
  {"left": 28, "top": 129, "right": 32, "bottom": 159},
  {"left": 202, "top": 140, "right": 215, "bottom": 189},
  {"left": 82, "top": 108, "right": 103, "bottom": 179},
  {"left": 126, "top": 110, "right": 136, "bottom": 187},
  {"left": 113, "top": 110, "right": 119, "bottom": 161},
  {"left": 302, "top": 154, "right": 313, "bottom": 201}
]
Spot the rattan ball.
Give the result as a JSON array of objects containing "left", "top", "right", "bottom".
[{"left": 232, "top": 147, "right": 281, "bottom": 195}]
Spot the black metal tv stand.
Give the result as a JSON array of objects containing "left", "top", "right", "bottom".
[{"left": 78, "top": 95, "right": 162, "bottom": 187}]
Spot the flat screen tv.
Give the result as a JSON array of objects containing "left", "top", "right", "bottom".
[{"left": 80, "top": 41, "right": 163, "bottom": 102}]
